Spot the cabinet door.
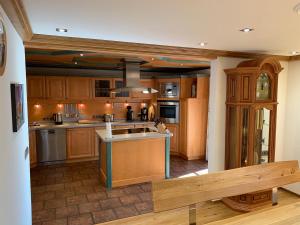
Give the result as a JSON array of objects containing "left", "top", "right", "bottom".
[
  {"left": 27, "top": 76, "right": 45, "bottom": 98},
  {"left": 66, "top": 77, "right": 91, "bottom": 100},
  {"left": 46, "top": 76, "right": 66, "bottom": 100},
  {"left": 112, "top": 79, "right": 130, "bottom": 98},
  {"left": 93, "top": 78, "right": 112, "bottom": 99},
  {"left": 67, "top": 128, "right": 94, "bottom": 159},
  {"left": 167, "top": 124, "right": 179, "bottom": 154},
  {"left": 131, "top": 79, "right": 155, "bottom": 99},
  {"left": 29, "top": 130, "right": 37, "bottom": 167}
]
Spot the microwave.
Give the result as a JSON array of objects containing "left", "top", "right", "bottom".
[
  {"left": 159, "top": 82, "right": 179, "bottom": 98},
  {"left": 157, "top": 101, "right": 179, "bottom": 124}
]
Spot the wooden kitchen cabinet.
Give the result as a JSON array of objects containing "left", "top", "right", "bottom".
[
  {"left": 29, "top": 130, "right": 37, "bottom": 167},
  {"left": 46, "top": 76, "right": 66, "bottom": 100},
  {"left": 27, "top": 76, "right": 45, "bottom": 98},
  {"left": 92, "top": 78, "right": 112, "bottom": 99},
  {"left": 131, "top": 79, "right": 156, "bottom": 99},
  {"left": 67, "top": 128, "right": 94, "bottom": 159},
  {"left": 112, "top": 78, "right": 130, "bottom": 98},
  {"left": 180, "top": 98, "right": 208, "bottom": 160},
  {"left": 66, "top": 77, "right": 92, "bottom": 100},
  {"left": 166, "top": 124, "right": 179, "bottom": 155}
]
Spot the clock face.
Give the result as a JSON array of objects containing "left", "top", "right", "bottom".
[{"left": 0, "top": 19, "right": 6, "bottom": 76}]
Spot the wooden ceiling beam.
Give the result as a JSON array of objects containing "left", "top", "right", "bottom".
[
  {"left": 25, "top": 34, "right": 290, "bottom": 62},
  {"left": 0, "top": 0, "right": 33, "bottom": 41}
]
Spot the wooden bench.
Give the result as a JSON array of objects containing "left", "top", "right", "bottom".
[{"left": 98, "top": 161, "right": 300, "bottom": 225}]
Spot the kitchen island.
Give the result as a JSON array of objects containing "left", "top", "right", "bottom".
[{"left": 96, "top": 127, "right": 172, "bottom": 189}]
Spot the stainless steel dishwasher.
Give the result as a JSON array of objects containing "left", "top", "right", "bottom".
[{"left": 36, "top": 129, "right": 66, "bottom": 164}]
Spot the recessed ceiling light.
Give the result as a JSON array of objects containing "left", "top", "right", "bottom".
[
  {"left": 180, "top": 64, "right": 184, "bottom": 66},
  {"left": 239, "top": 28, "right": 254, "bottom": 33},
  {"left": 80, "top": 53, "right": 84, "bottom": 57},
  {"left": 151, "top": 57, "right": 155, "bottom": 61},
  {"left": 291, "top": 51, "right": 300, "bottom": 55},
  {"left": 199, "top": 42, "right": 207, "bottom": 47},
  {"left": 74, "top": 62, "right": 78, "bottom": 65},
  {"left": 294, "top": 3, "right": 300, "bottom": 14},
  {"left": 56, "top": 28, "right": 68, "bottom": 33}
]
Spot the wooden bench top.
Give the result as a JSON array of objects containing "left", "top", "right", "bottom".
[
  {"left": 152, "top": 161, "right": 300, "bottom": 212},
  {"left": 206, "top": 201, "right": 300, "bottom": 225}
]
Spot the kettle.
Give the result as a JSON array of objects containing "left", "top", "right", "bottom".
[{"left": 53, "top": 113, "right": 63, "bottom": 125}]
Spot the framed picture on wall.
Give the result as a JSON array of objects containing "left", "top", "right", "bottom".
[{"left": 11, "top": 83, "right": 25, "bottom": 132}]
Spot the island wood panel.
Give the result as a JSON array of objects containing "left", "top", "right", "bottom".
[
  {"left": 67, "top": 128, "right": 94, "bottom": 159},
  {"left": 45, "top": 76, "right": 66, "bottom": 100},
  {"left": 100, "top": 138, "right": 165, "bottom": 187},
  {"left": 96, "top": 207, "right": 189, "bottom": 225},
  {"left": 152, "top": 161, "right": 300, "bottom": 212},
  {"left": 206, "top": 202, "right": 300, "bottom": 225},
  {"left": 27, "top": 76, "right": 45, "bottom": 98},
  {"left": 29, "top": 130, "right": 37, "bottom": 167},
  {"left": 66, "top": 77, "right": 92, "bottom": 100}
]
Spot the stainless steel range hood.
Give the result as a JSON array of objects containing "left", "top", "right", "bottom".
[{"left": 111, "top": 61, "right": 158, "bottom": 94}]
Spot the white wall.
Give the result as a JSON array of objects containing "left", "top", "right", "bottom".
[
  {"left": 207, "top": 57, "right": 244, "bottom": 172},
  {"left": 0, "top": 5, "right": 32, "bottom": 225},
  {"left": 280, "top": 60, "right": 300, "bottom": 194}
]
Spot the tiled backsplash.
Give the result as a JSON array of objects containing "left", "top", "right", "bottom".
[{"left": 28, "top": 99, "right": 152, "bottom": 122}]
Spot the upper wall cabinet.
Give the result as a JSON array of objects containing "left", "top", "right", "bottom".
[
  {"left": 92, "top": 78, "right": 112, "bottom": 99},
  {"left": 66, "top": 77, "right": 92, "bottom": 100},
  {"left": 46, "top": 76, "right": 66, "bottom": 100},
  {"left": 131, "top": 79, "right": 156, "bottom": 99},
  {"left": 112, "top": 78, "right": 130, "bottom": 98},
  {"left": 27, "top": 76, "right": 45, "bottom": 98}
]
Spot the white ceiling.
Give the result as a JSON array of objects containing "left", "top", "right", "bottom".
[{"left": 22, "top": 0, "right": 300, "bottom": 56}]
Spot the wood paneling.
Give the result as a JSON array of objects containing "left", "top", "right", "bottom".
[
  {"left": 29, "top": 130, "right": 37, "bottom": 167},
  {"left": 131, "top": 79, "right": 156, "bottom": 99},
  {"left": 180, "top": 77, "right": 196, "bottom": 99},
  {"left": 152, "top": 161, "right": 300, "bottom": 212},
  {"left": 100, "top": 138, "right": 165, "bottom": 187},
  {"left": 0, "top": 0, "right": 33, "bottom": 41},
  {"left": 27, "top": 76, "right": 45, "bottom": 98},
  {"left": 66, "top": 77, "right": 92, "bottom": 100},
  {"left": 46, "top": 76, "right": 65, "bottom": 100},
  {"left": 67, "top": 128, "right": 94, "bottom": 159},
  {"left": 24, "top": 34, "right": 290, "bottom": 61}
]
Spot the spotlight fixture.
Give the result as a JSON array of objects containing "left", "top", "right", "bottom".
[
  {"left": 239, "top": 28, "right": 254, "bottom": 33},
  {"left": 56, "top": 28, "right": 68, "bottom": 33},
  {"left": 199, "top": 42, "right": 207, "bottom": 47},
  {"left": 80, "top": 53, "right": 84, "bottom": 57},
  {"left": 291, "top": 51, "right": 300, "bottom": 55},
  {"left": 74, "top": 62, "right": 78, "bottom": 65}
]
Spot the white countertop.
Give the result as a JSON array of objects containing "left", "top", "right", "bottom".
[
  {"left": 29, "top": 120, "right": 155, "bottom": 131},
  {"left": 96, "top": 128, "right": 172, "bottom": 142}
]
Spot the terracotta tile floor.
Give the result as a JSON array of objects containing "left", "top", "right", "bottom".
[{"left": 31, "top": 156, "right": 207, "bottom": 225}]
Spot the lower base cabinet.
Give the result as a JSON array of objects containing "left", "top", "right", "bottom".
[
  {"left": 67, "top": 128, "right": 95, "bottom": 159},
  {"left": 29, "top": 130, "right": 37, "bottom": 167},
  {"left": 166, "top": 124, "right": 179, "bottom": 155}
]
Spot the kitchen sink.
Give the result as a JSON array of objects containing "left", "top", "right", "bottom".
[{"left": 112, "top": 128, "right": 153, "bottom": 135}]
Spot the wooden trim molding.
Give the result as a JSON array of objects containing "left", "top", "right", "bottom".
[
  {"left": 25, "top": 34, "right": 290, "bottom": 61},
  {"left": 0, "top": 0, "right": 33, "bottom": 41}
]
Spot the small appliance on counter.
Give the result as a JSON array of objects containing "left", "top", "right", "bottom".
[
  {"left": 53, "top": 113, "right": 63, "bottom": 125},
  {"left": 103, "top": 114, "right": 114, "bottom": 122},
  {"left": 140, "top": 107, "right": 148, "bottom": 121},
  {"left": 126, "top": 106, "right": 134, "bottom": 121}
]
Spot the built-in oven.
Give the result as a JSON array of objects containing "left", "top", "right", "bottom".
[
  {"left": 157, "top": 101, "right": 179, "bottom": 124},
  {"left": 159, "top": 82, "right": 179, "bottom": 98}
]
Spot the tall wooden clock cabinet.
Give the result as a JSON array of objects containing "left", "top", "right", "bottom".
[{"left": 223, "top": 57, "right": 283, "bottom": 211}]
